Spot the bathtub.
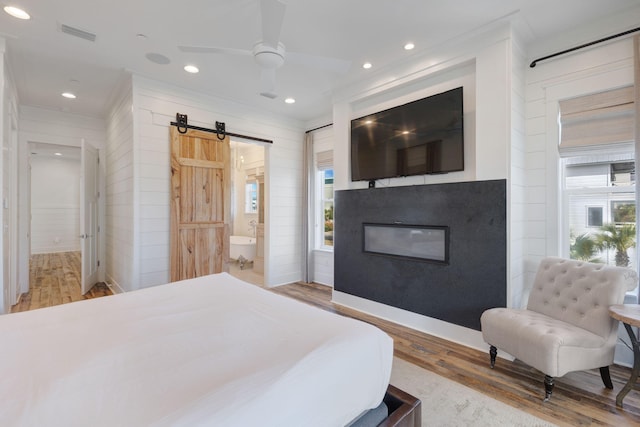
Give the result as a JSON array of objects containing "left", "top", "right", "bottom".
[{"left": 230, "top": 235, "right": 256, "bottom": 262}]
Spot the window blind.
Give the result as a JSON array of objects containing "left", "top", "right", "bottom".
[
  {"left": 559, "top": 86, "right": 634, "bottom": 156},
  {"left": 316, "top": 150, "right": 333, "bottom": 170}
]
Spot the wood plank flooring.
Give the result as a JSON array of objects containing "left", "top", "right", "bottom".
[
  {"left": 11, "top": 258, "right": 640, "bottom": 426},
  {"left": 269, "top": 281, "right": 640, "bottom": 427},
  {"left": 11, "top": 251, "right": 112, "bottom": 313}
]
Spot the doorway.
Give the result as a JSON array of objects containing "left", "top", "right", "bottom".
[
  {"left": 19, "top": 141, "right": 102, "bottom": 310},
  {"left": 229, "top": 139, "right": 266, "bottom": 286}
]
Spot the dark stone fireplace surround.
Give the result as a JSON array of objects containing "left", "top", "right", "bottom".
[{"left": 334, "top": 179, "right": 506, "bottom": 331}]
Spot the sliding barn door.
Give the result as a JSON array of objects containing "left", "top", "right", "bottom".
[{"left": 170, "top": 127, "right": 231, "bottom": 282}]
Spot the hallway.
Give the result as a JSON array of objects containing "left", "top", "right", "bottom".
[{"left": 11, "top": 251, "right": 111, "bottom": 313}]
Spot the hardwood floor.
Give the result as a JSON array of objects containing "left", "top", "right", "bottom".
[
  {"left": 11, "top": 251, "right": 112, "bottom": 313},
  {"left": 11, "top": 259, "right": 640, "bottom": 426},
  {"left": 269, "top": 281, "right": 640, "bottom": 427}
]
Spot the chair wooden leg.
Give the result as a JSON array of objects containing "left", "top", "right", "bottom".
[
  {"left": 544, "top": 375, "right": 554, "bottom": 402},
  {"left": 489, "top": 345, "right": 497, "bottom": 368},
  {"left": 599, "top": 366, "right": 613, "bottom": 389}
]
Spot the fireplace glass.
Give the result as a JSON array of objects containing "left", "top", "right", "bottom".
[{"left": 363, "top": 223, "right": 449, "bottom": 264}]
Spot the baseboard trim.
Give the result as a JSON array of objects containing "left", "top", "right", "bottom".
[{"left": 105, "top": 274, "right": 126, "bottom": 294}]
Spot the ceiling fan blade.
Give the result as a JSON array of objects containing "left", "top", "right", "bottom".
[
  {"left": 286, "top": 51, "right": 352, "bottom": 74},
  {"left": 178, "top": 45, "right": 252, "bottom": 56},
  {"left": 259, "top": 68, "right": 278, "bottom": 99},
  {"left": 260, "top": 0, "right": 286, "bottom": 48}
]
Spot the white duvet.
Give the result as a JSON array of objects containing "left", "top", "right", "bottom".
[{"left": 0, "top": 273, "right": 393, "bottom": 426}]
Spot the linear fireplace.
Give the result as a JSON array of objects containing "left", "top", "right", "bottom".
[
  {"left": 363, "top": 223, "right": 449, "bottom": 264},
  {"left": 334, "top": 179, "right": 506, "bottom": 331}
]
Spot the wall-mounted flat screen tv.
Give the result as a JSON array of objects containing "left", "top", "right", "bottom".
[{"left": 350, "top": 87, "right": 464, "bottom": 182}]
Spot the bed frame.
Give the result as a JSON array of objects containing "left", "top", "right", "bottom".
[{"left": 381, "top": 384, "right": 422, "bottom": 427}]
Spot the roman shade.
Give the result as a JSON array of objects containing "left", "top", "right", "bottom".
[
  {"left": 316, "top": 150, "right": 333, "bottom": 170},
  {"left": 559, "top": 86, "right": 634, "bottom": 156}
]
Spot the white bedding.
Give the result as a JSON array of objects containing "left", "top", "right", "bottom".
[{"left": 0, "top": 273, "right": 393, "bottom": 426}]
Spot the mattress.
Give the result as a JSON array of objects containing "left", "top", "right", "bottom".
[{"left": 0, "top": 273, "right": 393, "bottom": 426}]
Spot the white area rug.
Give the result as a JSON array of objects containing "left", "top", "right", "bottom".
[{"left": 390, "top": 357, "right": 557, "bottom": 427}]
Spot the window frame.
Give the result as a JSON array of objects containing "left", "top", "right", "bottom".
[
  {"left": 316, "top": 168, "right": 334, "bottom": 251},
  {"left": 561, "top": 156, "right": 636, "bottom": 270},
  {"left": 244, "top": 180, "right": 258, "bottom": 214},
  {"left": 586, "top": 206, "right": 604, "bottom": 228}
]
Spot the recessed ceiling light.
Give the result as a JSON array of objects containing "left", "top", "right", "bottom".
[
  {"left": 62, "top": 92, "right": 76, "bottom": 99},
  {"left": 284, "top": 97, "right": 295, "bottom": 104},
  {"left": 4, "top": 6, "right": 30, "bottom": 20},
  {"left": 54, "top": 152, "right": 62, "bottom": 156},
  {"left": 184, "top": 65, "right": 199, "bottom": 73},
  {"left": 362, "top": 62, "right": 372, "bottom": 69},
  {"left": 402, "top": 130, "right": 409, "bottom": 135},
  {"left": 404, "top": 42, "right": 415, "bottom": 50}
]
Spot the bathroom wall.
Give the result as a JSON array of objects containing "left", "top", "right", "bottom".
[{"left": 232, "top": 142, "right": 264, "bottom": 237}]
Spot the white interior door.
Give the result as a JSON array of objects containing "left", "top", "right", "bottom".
[{"left": 80, "top": 140, "right": 99, "bottom": 295}]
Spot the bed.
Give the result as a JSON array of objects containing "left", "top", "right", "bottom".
[{"left": 0, "top": 273, "right": 420, "bottom": 426}]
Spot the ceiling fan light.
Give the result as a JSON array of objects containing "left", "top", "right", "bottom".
[{"left": 4, "top": 6, "right": 30, "bottom": 20}]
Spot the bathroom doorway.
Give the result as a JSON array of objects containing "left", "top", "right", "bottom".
[{"left": 229, "top": 139, "right": 266, "bottom": 286}]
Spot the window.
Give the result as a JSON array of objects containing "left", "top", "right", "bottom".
[
  {"left": 611, "top": 201, "right": 635, "bottom": 224},
  {"left": 560, "top": 86, "right": 636, "bottom": 271},
  {"left": 245, "top": 180, "right": 258, "bottom": 214},
  {"left": 319, "top": 169, "right": 334, "bottom": 248},
  {"left": 586, "top": 206, "right": 603, "bottom": 227},
  {"left": 564, "top": 158, "right": 636, "bottom": 269},
  {"left": 315, "top": 150, "right": 333, "bottom": 249}
]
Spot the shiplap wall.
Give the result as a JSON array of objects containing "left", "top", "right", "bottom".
[
  {"left": 30, "top": 155, "right": 80, "bottom": 253},
  {"left": 105, "top": 79, "right": 136, "bottom": 291},
  {"left": 130, "top": 75, "right": 304, "bottom": 288},
  {"left": 509, "top": 31, "right": 527, "bottom": 309},
  {"left": 524, "top": 37, "right": 634, "bottom": 284}
]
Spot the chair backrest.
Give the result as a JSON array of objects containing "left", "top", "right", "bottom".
[{"left": 527, "top": 257, "right": 638, "bottom": 338}]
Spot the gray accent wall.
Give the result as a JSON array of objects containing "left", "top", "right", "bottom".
[{"left": 334, "top": 179, "right": 506, "bottom": 331}]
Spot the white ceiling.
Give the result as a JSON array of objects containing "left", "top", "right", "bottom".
[{"left": 2, "top": 0, "right": 640, "bottom": 124}]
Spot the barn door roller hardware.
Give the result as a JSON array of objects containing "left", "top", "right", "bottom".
[{"left": 170, "top": 113, "right": 273, "bottom": 144}]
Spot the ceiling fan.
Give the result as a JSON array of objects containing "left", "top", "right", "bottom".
[{"left": 178, "top": 0, "right": 351, "bottom": 99}]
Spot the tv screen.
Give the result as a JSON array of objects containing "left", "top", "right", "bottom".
[{"left": 350, "top": 87, "right": 464, "bottom": 182}]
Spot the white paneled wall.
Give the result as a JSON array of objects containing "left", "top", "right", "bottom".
[
  {"left": 509, "top": 30, "right": 527, "bottom": 309},
  {"left": 130, "top": 75, "right": 304, "bottom": 288},
  {"left": 106, "top": 79, "right": 135, "bottom": 291},
  {"left": 524, "top": 37, "right": 634, "bottom": 283},
  {"left": 30, "top": 156, "right": 80, "bottom": 254},
  {"left": 20, "top": 106, "right": 106, "bottom": 147}
]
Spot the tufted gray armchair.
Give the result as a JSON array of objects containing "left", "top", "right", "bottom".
[{"left": 481, "top": 257, "right": 638, "bottom": 401}]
